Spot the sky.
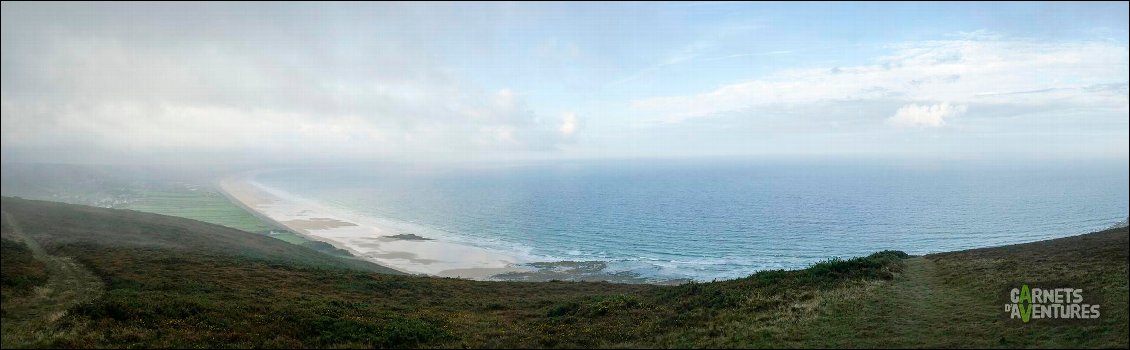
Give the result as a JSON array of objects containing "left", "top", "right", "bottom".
[{"left": 1, "top": 2, "right": 1127, "bottom": 164}]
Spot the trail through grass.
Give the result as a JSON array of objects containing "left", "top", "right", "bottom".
[
  {"left": 806, "top": 230, "right": 1129, "bottom": 348},
  {"left": 805, "top": 257, "right": 996, "bottom": 347},
  {"left": 0, "top": 211, "right": 104, "bottom": 348}
]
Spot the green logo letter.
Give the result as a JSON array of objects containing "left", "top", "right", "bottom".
[{"left": 1018, "top": 284, "right": 1033, "bottom": 323}]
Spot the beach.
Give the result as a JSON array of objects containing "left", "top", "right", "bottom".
[
  {"left": 218, "top": 172, "right": 531, "bottom": 279},
  {"left": 213, "top": 161, "right": 1129, "bottom": 283}
]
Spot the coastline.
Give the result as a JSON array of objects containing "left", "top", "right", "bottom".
[
  {"left": 216, "top": 173, "right": 297, "bottom": 234},
  {"left": 217, "top": 172, "right": 531, "bottom": 279}
]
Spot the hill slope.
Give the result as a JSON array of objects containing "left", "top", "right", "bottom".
[
  {"left": 0, "top": 197, "right": 400, "bottom": 275},
  {"left": 1, "top": 197, "right": 1126, "bottom": 348},
  {"left": 806, "top": 228, "right": 1129, "bottom": 348}
]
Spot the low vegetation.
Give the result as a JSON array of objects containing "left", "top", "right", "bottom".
[
  {"left": 301, "top": 240, "right": 355, "bottom": 257},
  {"left": 1, "top": 197, "right": 1126, "bottom": 348},
  {"left": 0, "top": 240, "right": 48, "bottom": 303}
]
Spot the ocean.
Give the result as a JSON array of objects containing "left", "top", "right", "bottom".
[{"left": 249, "top": 158, "right": 1129, "bottom": 281}]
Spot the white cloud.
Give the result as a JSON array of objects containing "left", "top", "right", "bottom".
[
  {"left": 631, "top": 37, "right": 1129, "bottom": 124},
  {"left": 0, "top": 4, "right": 578, "bottom": 162},
  {"left": 887, "top": 103, "right": 966, "bottom": 128},
  {"left": 559, "top": 112, "right": 579, "bottom": 137}
]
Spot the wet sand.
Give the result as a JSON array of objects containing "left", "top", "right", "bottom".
[{"left": 281, "top": 218, "right": 358, "bottom": 230}]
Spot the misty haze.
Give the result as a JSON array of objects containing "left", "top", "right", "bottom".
[{"left": 1, "top": 2, "right": 1127, "bottom": 349}]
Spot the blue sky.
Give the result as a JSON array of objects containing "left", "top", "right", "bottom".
[{"left": 1, "top": 2, "right": 1127, "bottom": 163}]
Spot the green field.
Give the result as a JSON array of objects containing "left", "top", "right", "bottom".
[
  {"left": 267, "top": 230, "right": 315, "bottom": 244},
  {"left": 120, "top": 187, "right": 322, "bottom": 247},
  {"left": 124, "top": 189, "right": 274, "bottom": 233},
  {"left": 0, "top": 164, "right": 320, "bottom": 247},
  {"left": 1, "top": 197, "right": 1126, "bottom": 348}
]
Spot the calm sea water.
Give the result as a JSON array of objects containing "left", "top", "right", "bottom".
[{"left": 254, "top": 158, "right": 1129, "bottom": 281}]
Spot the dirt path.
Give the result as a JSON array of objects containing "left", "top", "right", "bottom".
[
  {"left": 898, "top": 257, "right": 1006, "bottom": 346},
  {"left": 802, "top": 256, "right": 1000, "bottom": 347},
  {"left": 1, "top": 211, "right": 104, "bottom": 347}
]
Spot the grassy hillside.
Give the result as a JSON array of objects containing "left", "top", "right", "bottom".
[
  {"left": 1, "top": 197, "right": 1126, "bottom": 348},
  {"left": 805, "top": 229, "right": 1129, "bottom": 348},
  {"left": 0, "top": 240, "right": 48, "bottom": 303},
  {"left": 122, "top": 188, "right": 275, "bottom": 234},
  {"left": 0, "top": 198, "right": 400, "bottom": 275},
  {"left": 0, "top": 163, "right": 286, "bottom": 237}
]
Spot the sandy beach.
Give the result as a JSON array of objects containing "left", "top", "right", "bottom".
[{"left": 217, "top": 172, "right": 531, "bottom": 279}]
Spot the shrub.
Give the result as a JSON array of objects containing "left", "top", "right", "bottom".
[{"left": 0, "top": 239, "right": 49, "bottom": 297}]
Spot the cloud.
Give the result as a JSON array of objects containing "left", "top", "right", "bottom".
[
  {"left": 702, "top": 50, "right": 793, "bottom": 62},
  {"left": 631, "top": 37, "right": 1129, "bottom": 124},
  {"left": 559, "top": 112, "right": 579, "bottom": 137},
  {"left": 0, "top": 3, "right": 576, "bottom": 163},
  {"left": 887, "top": 103, "right": 966, "bottom": 128},
  {"left": 606, "top": 22, "right": 761, "bottom": 87}
]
